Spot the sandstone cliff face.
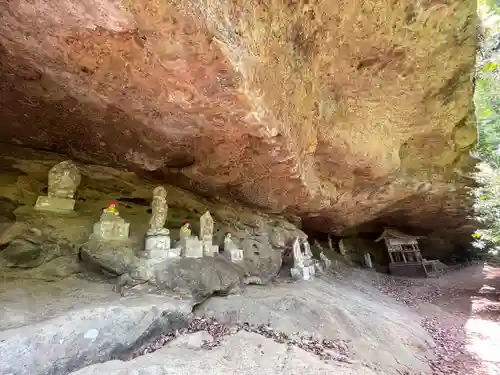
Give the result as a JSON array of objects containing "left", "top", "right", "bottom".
[{"left": 0, "top": 0, "right": 478, "bottom": 251}]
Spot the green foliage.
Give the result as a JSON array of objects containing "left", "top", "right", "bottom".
[{"left": 473, "top": 0, "right": 500, "bottom": 255}]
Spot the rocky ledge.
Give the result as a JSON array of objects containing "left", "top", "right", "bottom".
[{"left": 0, "top": 0, "right": 478, "bottom": 254}]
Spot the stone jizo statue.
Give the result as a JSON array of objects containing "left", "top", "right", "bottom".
[
  {"left": 200, "top": 211, "right": 214, "bottom": 242},
  {"left": 148, "top": 186, "right": 169, "bottom": 235},
  {"left": 292, "top": 237, "right": 304, "bottom": 268},
  {"left": 103, "top": 201, "right": 119, "bottom": 216},
  {"left": 180, "top": 221, "right": 192, "bottom": 239},
  {"left": 92, "top": 201, "right": 130, "bottom": 241},
  {"left": 224, "top": 232, "right": 237, "bottom": 251},
  {"left": 200, "top": 211, "right": 218, "bottom": 256},
  {"left": 301, "top": 239, "right": 313, "bottom": 259}
]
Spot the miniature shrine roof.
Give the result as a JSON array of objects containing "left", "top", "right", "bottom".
[{"left": 374, "top": 228, "right": 425, "bottom": 243}]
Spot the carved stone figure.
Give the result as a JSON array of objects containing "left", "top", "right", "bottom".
[
  {"left": 301, "top": 239, "right": 314, "bottom": 260},
  {"left": 223, "top": 232, "right": 237, "bottom": 251},
  {"left": 292, "top": 237, "right": 304, "bottom": 268},
  {"left": 179, "top": 221, "right": 192, "bottom": 242},
  {"left": 48, "top": 160, "right": 81, "bottom": 199},
  {"left": 148, "top": 186, "right": 169, "bottom": 236},
  {"left": 199, "top": 211, "right": 219, "bottom": 256},
  {"left": 290, "top": 237, "right": 313, "bottom": 281},
  {"left": 144, "top": 186, "right": 173, "bottom": 260},
  {"left": 92, "top": 201, "right": 130, "bottom": 241},
  {"left": 103, "top": 201, "right": 119, "bottom": 216},
  {"left": 200, "top": 211, "right": 214, "bottom": 242},
  {"left": 34, "top": 160, "right": 81, "bottom": 212}
]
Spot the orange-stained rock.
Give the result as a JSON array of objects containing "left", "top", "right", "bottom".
[{"left": 0, "top": 0, "right": 478, "bottom": 251}]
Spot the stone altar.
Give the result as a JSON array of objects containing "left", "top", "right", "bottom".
[
  {"left": 34, "top": 160, "right": 81, "bottom": 212},
  {"left": 200, "top": 211, "right": 219, "bottom": 256},
  {"left": 223, "top": 233, "right": 244, "bottom": 262},
  {"left": 92, "top": 202, "right": 130, "bottom": 241}
]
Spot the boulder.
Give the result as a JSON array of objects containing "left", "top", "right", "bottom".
[
  {"left": 79, "top": 238, "right": 245, "bottom": 301},
  {"left": 0, "top": 278, "right": 193, "bottom": 375}
]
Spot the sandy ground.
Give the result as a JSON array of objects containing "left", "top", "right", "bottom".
[{"left": 358, "top": 263, "right": 500, "bottom": 375}]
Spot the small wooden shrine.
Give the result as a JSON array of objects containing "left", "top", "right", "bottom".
[{"left": 375, "top": 228, "right": 442, "bottom": 277}]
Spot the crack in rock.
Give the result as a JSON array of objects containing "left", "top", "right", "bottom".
[{"left": 132, "top": 316, "right": 350, "bottom": 363}]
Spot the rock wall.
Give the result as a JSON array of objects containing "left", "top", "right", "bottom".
[
  {"left": 0, "top": 0, "right": 478, "bottom": 252},
  {"left": 0, "top": 145, "right": 306, "bottom": 289}
]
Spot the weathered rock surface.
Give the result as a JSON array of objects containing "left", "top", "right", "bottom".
[
  {"left": 79, "top": 238, "right": 246, "bottom": 300},
  {"left": 0, "top": 0, "right": 477, "bottom": 251},
  {"left": 0, "top": 151, "right": 305, "bottom": 288},
  {"left": 1, "top": 263, "right": 433, "bottom": 375},
  {"left": 0, "top": 278, "right": 193, "bottom": 375},
  {"left": 69, "top": 331, "right": 378, "bottom": 375},
  {"left": 196, "top": 277, "right": 433, "bottom": 374}
]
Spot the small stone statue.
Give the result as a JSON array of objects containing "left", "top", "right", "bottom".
[
  {"left": 292, "top": 237, "right": 304, "bottom": 268},
  {"left": 103, "top": 201, "right": 119, "bottom": 216},
  {"left": 48, "top": 160, "right": 81, "bottom": 199},
  {"left": 224, "top": 232, "right": 237, "bottom": 251},
  {"left": 148, "top": 186, "right": 169, "bottom": 235},
  {"left": 200, "top": 211, "right": 214, "bottom": 242},
  {"left": 144, "top": 186, "right": 174, "bottom": 259},
  {"left": 301, "top": 239, "right": 314, "bottom": 259},
  {"left": 200, "top": 211, "right": 218, "bottom": 256},
  {"left": 290, "top": 237, "right": 313, "bottom": 281},
  {"left": 180, "top": 221, "right": 192, "bottom": 240},
  {"left": 34, "top": 160, "right": 81, "bottom": 212},
  {"left": 176, "top": 220, "right": 203, "bottom": 258},
  {"left": 92, "top": 200, "right": 130, "bottom": 241}
]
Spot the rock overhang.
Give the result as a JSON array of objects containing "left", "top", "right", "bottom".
[{"left": 0, "top": 0, "right": 478, "bottom": 252}]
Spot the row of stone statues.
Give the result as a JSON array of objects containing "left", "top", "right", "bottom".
[
  {"left": 33, "top": 160, "right": 330, "bottom": 276},
  {"left": 290, "top": 237, "right": 331, "bottom": 280},
  {"left": 33, "top": 160, "right": 245, "bottom": 264}
]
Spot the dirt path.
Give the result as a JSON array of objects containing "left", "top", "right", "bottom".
[{"left": 365, "top": 263, "right": 500, "bottom": 375}]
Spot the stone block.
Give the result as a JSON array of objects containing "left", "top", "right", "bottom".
[
  {"left": 34, "top": 196, "right": 75, "bottom": 212},
  {"left": 202, "top": 241, "right": 219, "bottom": 257},
  {"left": 183, "top": 237, "right": 203, "bottom": 258},
  {"left": 224, "top": 248, "right": 244, "bottom": 262},
  {"left": 145, "top": 234, "right": 171, "bottom": 253},
  {"left": 290, "top": 265, "right": 311, "bottom": 281},
  {"left": 92, "top": 216, "right": 130, "bottom": 241}
]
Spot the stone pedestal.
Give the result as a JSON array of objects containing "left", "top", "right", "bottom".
[
  {"left": 183, "top": 237, "right": 203, "bottom": 258},
  {"left": 291, "top": 265, "right": 311, "bottom": 281},
  {"left": 34, "top": 196, "right": 76, "bottom": 213},
  {"left": 92, "top": 215, "right": 130, "bottom": 241},
  {"left": 145, "top": 234, "right": 171, "bottom": 253},
  {"left": 202, "top": 241, "right": 219, "bottom": 257},
  {"left": 224, "top": 248, "right": 244, "bottom": 262}
]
